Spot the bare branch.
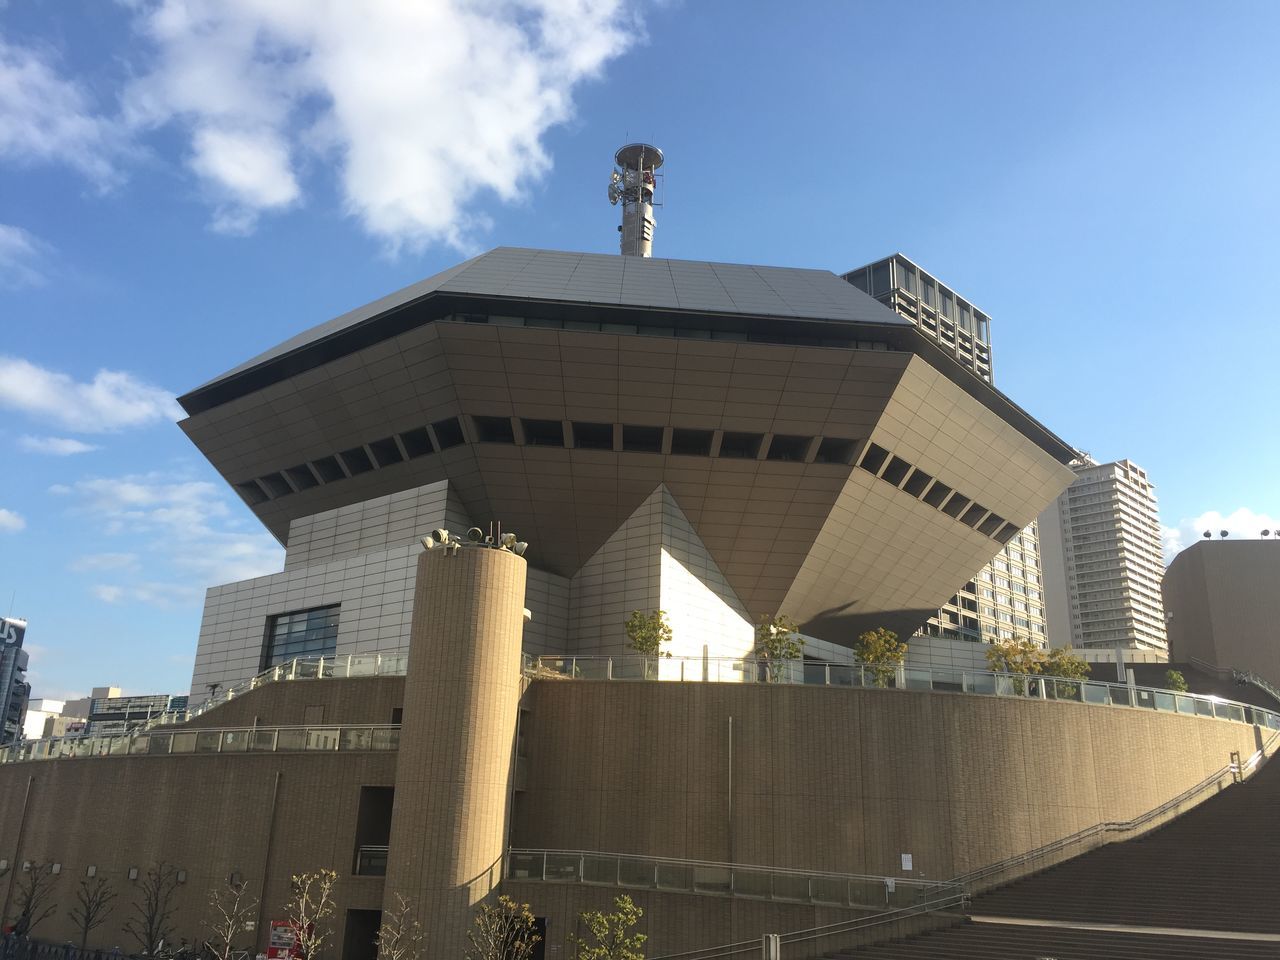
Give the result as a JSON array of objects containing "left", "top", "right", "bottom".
[{"left": 68, "top": 876, "right": 117, "bottom": 949}]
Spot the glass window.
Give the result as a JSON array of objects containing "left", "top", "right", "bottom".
[
  {"left": 921, "top": 276, "right": 936, "bottom": 307},
  {"left": 263, "top": 605, "right": 339, "bottom": 668},
  {"left": 940, "top": 290, "right": 953, "bottom": 319},
  {"left": 958, "top": 303, "right": 971, "bottom": 332},
  {"left": 871, "top": 262, "right": 891, "bottom": 296},
  {"left": 895, "top": 259, "right": 916, "bottom": 295}
]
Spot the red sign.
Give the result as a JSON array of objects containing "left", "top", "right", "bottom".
[{"left": 267, "top": 922, "right": 301, "bottom": 960}]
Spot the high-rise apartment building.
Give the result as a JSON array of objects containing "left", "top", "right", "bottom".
[
  {"left": 0, "top": 617, "right": 30, "bottom": 745},
  {"left": 842, "top": 255, "right": 1046, "bottom": 647},
  {"left": 1038, "top": 457, "right": 1168, "bottom": 654}
]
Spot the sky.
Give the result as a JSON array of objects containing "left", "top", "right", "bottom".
[{"left": 1, "top": 0, "right": 1277, "bottom": 699}]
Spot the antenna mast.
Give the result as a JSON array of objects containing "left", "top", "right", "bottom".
[{"left": 608, "top": 143, "right": 663, "bottom": 257}]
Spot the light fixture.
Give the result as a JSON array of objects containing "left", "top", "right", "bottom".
[
  {"left": 1203, "top": 531, "right": 1211, "bottom": 539},
  {"left": 176, "top": 870, "right": 187, "bottom": 884},
  {"left": 1221, "top": 530, "right": 1229, "bottom": 538},
  {"left": 51, "top": 863, "right": 61, "bottom": 875},
  {"left": 128, "top": 867, "right": 139, "bottom": 881},
  {"left": 467, "top": 527, "right": 485, "bottom": 543},
  {"left": 431, "top": 528, "right": 450, "bottom": 545},
  {"left": 86, "top": 865, "right": 96, "bottom": 878},
  {"left": 420, "top": 536, "right": 435, "bottom": 551},
  {"left": 513, "top": 541, "right": 529, "bottom": 557}
]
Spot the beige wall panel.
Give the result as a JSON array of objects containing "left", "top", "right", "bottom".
[{"left": 514, "top": 680, "right": 1259, "bottom": 885}]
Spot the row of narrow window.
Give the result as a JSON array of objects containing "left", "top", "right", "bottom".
[
  {"left": 856, "top": 442, "right": 1018, "bottom": 545},
  {"left": 235, "top": 415, "right": 864, "bottom": 507}
]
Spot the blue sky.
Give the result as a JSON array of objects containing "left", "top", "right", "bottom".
[{"left": 1, "top": 1, "right": 1277, "bottom": 699}]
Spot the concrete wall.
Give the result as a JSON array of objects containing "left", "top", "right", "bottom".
[
  {"left": 192, "top": 480, "right": 568, "bottom": 697},
  {"left": 0, "top": 751, "right": 394, "bottom": 953},
  {"left": 180, "top": 675, "right": 404, "bottom": 730},
  {"left": 513, "top": 680, "right": 1259, "bottom": 884},
  {"left": 568, "top": 485, "right": 754, "bottom": 661},
  {"left": 1164, "top": 540, "right": 1280, "bottom": 687}
]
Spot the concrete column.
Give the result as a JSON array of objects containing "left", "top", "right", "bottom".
[{"left": 382, "top": 544, "right": 527, "bottom": 955}]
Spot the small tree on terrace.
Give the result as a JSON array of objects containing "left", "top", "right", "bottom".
[
  {"left": 853, "top": 628, "right": 907, "bottom": 688},
  {"left": 1043, "top": 645, "right": 1091, "bottom": 697},
  {"left": 284, "top": 869, "right": 338, "bottom": 960},
  {"left": 624, "top": 610, "right": 673, "bottom": 659},
  {"left": 11, "top": 862, "right": 60, "bottom": 936},
  {"left": 204, "top": 879, "right": 258, "bottom": 960},
  {"left": 465, "top": 895, "right": 540, "bottom": 960},
  {"left": 754, "top": 613, "right": 803, "bottom": 683},
  {"left": 569, "top": 894, "right": 647, "bottom": 960},
  {"left": 68, "top": 875, "right": 117, "bottom": 949},
  {"left": 1165, "top": 669, "right": 1190, "bottom": 693},
  {"left": 985, "top": 635, "right": 1044, "bottom": 676},
  {"left": 124, "top": 862, "right": 182, "bottom": 955}
]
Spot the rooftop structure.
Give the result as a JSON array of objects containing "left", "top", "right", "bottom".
[
  {"left": 177, "top": 246, "right": 1076, "bottom": 696},
  {"left": 843, "top": 253, "right": 993, "bottom": 383},
  {"left": 1164, "top": 537, "right": 1280, "bottom": 687}
]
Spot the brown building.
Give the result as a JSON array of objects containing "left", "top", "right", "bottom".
[
  {"left": 1164, "top": 538, "right": 1280, "bottom": 687},
  {"left": 7, "top": 248, "right": 1270, "bottom": 959}
]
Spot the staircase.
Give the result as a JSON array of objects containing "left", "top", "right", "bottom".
[
  {"left": 822, "top": 745, "right": 1280, "bottom": 958},
  {"left": 826, "top": 920, "right": 1279, "bottom": 958}
]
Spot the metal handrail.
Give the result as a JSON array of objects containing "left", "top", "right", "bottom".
[
  {"left": 951, "top": 725, "right": 1280, "bottom": 890},
  {"left": 1, "top": 723, "right": 402, "bottom": 764},
  {"left": 143, "top": 652, "right": 409, "bottom": 730},
  {"left": 507, "top": 847, "right": 961, "bottom": 894},
  {"left": 649, "top": 895, "right": 967, "bottom": 960},
  {"left": 528, "top": 655, "right": 1280, "bottom": 731},
  {"left": 1187, "top": 656, "right": 1280, "bottom": 707}
]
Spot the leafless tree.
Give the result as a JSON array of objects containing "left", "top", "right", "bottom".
[
  {"left": 466, "top": 896, "right": 540, "bottom": 960},
  {"left": 284, "top": 869, "right": 337, "bottom": 960},
  {"left": 68, "top": 876, "right": 117, "bottom": 949},
  {"left": 12, "top": 862, "right": 61, "bottom": 936},
  {"left": 204, "top": 880, "right": 258, "bottom": 960},
  {"left": 123, "top": 862, "right": 182, "bottom": 955},
  {"left": 373, "top": 894, "right": 423, "bottom": 960}
]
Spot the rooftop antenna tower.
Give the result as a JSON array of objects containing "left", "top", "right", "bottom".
[{"left": 609, "top": 143, "right": 663, "bottom": 257}]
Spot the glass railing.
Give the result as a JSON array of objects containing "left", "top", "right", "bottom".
[
  {"left": 146, "top": 653, "right": 410, "bottom": 729},
  {"left": 0, "top": 723, "right": 400, "bottom": 764},
  {"left": 527, "top": 656, "right": 1280, "bottom": 730},
  {"left": 355, "top": 844, "right": 389, "bottom": 876},
  {"left": 506, "top": 849, "right": 961, "bottom": 910}
]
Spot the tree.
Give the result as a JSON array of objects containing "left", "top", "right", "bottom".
[
  {"left": 11, "top": 862, "right": 60, "bottom": 936},
  {"left": 754, "top": 613, "right": 803, "bottom": 683},
  {"left": 68, "top": 875, "right": 117, "bottom": 949},
  {"left": 284, "top": 869, "right": 337, "bottom": 960},
  {"left": 1042, "top": 645, "right": 1091, "bottom": 697},
  {"left": 985, "top": 635, "right": 1045, "bottom": 677},
  {"left": 124, "top": 862, "right": 182, "bottom": 955},
  {"left": 1165, "top": 669, "right": 1189, "bottom": 693},
  {"left": 374, "top": 895, "right": 423, "bottom": 960},
  {"left": 624, "top": 611, "right": 673, "bottom": 659},
  {"left": 569, "top": 894, "right": 646, "bottom": 960},
  {"left": 204, "top": 880, "right": 258, "bottom": 960},
  {"left": 465, "top": 895, "right": 540, "bottom": 960},
  {"left": 853, "top": 628, "right": 907, "bottom": 688}
]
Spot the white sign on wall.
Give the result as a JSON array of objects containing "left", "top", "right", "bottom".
[{"left": 900, "top": 853, "right": 913, "bottom": 871}]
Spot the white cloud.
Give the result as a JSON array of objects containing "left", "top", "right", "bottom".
[
  {"left": 63, "top": 472, "right": 284, "bottom": 608},
  {"left": 1163, "top": 507, "right": 1280, "bottom": 563},
  {"left": 0, "top": 508, "right": 24, "bottom": 533},
  {"left": 0, "top": 356, "right": 182, "bottom": 433},
  {"left": 72, "top": 552, "right": 141, "bottom": 573},
  {"left": 92, "top": 584, "right": 125, "bottom": 604},
  {"left": 123, "top": 0, "right": 642, "bottom": 248},
  {"left": 20, "top": 435, "right": 99, "bottom": 455},
  {"left": 0, "top": 223, "right": 49, "bottom": 288},
  {"left": 0, "top": 38, "right": 122, "bottom": 186}
]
